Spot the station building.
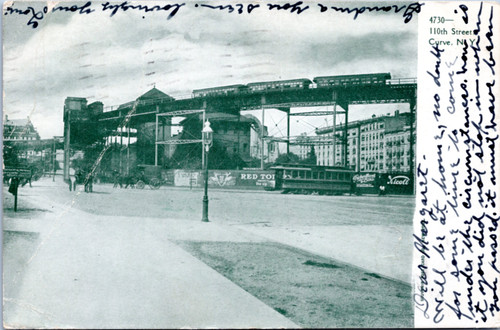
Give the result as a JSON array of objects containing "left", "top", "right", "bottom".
[
  {"left": 67, "top": 87, "right": 271, "bottom": 172},
  {"left": 176, "top": 112, "right": 256, "bottom": 161}
]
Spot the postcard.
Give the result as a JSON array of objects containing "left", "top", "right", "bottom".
[{"left": 2, "top": 0, "right": 498, "bottom": 328}]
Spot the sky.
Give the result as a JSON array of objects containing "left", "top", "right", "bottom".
[{"left": 2, "top": 1, "right": 417, "bottom": 139}]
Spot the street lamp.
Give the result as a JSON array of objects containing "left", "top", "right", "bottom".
[
  {"left": 52, "top": 137, "right": 56, "bottom": 181},
  {"left": 201, "top": 120, "right": 213, "bottom": 222}
]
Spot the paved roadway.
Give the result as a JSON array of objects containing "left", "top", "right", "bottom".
[
  {"left": 57, "top": 183, "right": 414, "bottom": 227},
  {"left": 59, "top": 181, "right": 415, "bottom": 283},
  {"left": 3, "top": 177, "right": 415, "bottom": 328}
]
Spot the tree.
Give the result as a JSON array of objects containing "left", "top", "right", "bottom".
[
  {"left": 274, "top": 152, "right": 300, "bottom": 165},
  {"left": 301, "top": 146, "right": 317, "bottom": 165},
  {"left": 165, "top": 117, "right": 251, "bottom": 170},
  {"left": 167, "top": 140, "right": 248, "bottom": 170},
  {"left": 167, "top": 142, "right": 202, "bottom": 169},
  {"left": 71, "top": 142, "right": 106, "bottom": 173},
  {"left": 3, "top": 144, "right": 20, "bottom": 167}
]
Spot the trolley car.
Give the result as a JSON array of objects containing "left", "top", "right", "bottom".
[{"left": 272, "top": 164, "right": 355, "bottom": 195}]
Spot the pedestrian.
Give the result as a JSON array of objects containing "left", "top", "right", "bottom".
[
  {"left": 113, "top": 170, "right": 122, "bottom": 188},
  {"left": 123, "top": 174, "right": 129, "bottom": 189},
  {"left": 88, "top": 171, "right": 94, "bottom": 193},
  {"left": 83, "top": 170, "right": 89, "bottom": 193},
  {"left": 68, "top": 167, "right": 75, "bottom": 191},
  {"left": 75, "top": 169, "right": 82, "bottom": 191}
]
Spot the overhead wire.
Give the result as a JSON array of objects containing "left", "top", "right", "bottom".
[{"left": 268, "top": 114, "right": 286, "bottom": 137}]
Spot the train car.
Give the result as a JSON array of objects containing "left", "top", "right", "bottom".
[
  {"left": 192, "top": 84, "right": 247, "bottom": 98},
  {"left": 247, "top": 78, "right": 312, "bottom": 93},
  {"left": 313, "top": 73, "right": 391, "bottom": 88},
  {"left": 385, "top": 77, "right": 417, "bottom": 85},
  {"left": 272, "top": 164, "right": 354, "bottom": 195}
]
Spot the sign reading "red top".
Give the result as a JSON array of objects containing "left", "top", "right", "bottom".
[{"left": 240, "top": 173, "right": 275, "bottom": 180}]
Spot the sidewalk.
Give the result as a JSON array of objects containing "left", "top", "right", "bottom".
[
  {"left": 4, "top": 177, "right": 412, "bottom": 328},
  {"left": 3, "top": 187, "right": 298, "bottom": 328}
]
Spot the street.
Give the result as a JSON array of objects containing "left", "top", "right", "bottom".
[
  {"left": 42, "top": 182, "right": 414, "bottom": 227},
  {"left": 3, "top": 177, "right": 414, "bottom": 328}
]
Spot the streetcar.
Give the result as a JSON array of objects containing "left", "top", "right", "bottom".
[{"left": 272, "top": 164, "right": 355, "bottom": 195}]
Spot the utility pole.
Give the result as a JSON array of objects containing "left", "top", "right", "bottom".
[
  {"left": 127, "top": 125, "right": 130, "bottom": 175},
  {"left": 332, "top": 105, "right": 336, "bottom": 166},
  {"left": 52, "top": 138, "right": 56, "bottom": 181},
  {"left": 261, "top": 105, "right": 265, "bottom": 170},
  {"left": 63, "top": 107, "right": 70, "bottom": 182}
]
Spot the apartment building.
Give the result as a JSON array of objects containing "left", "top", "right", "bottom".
[{"left": 308, "top": 110, "right": 414, "bottom": 173}]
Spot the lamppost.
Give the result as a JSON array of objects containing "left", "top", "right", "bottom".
[
  {"left": 52, "top": 137, "right": 56, "bottom": 181},
  {"left": 63, "top": 106, "right": 70, "bottom": 182},
  {"left": 201, "top": 120, "right": 213, "bottom": 222}
]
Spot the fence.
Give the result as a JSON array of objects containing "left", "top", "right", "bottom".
[{"left": 163, "top": 169, "right": 275, "bottom": 190}]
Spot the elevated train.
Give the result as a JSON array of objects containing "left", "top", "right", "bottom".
[
  {"left": 192, "top": 73, "right": 393, "bottom": 98},
  {"left": 313, "top": 73, "right": 391, "bottom": 87}
]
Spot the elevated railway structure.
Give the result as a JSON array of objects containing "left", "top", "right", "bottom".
[{"left": 63, "top": 73, "right": 416, "bottom": 179}]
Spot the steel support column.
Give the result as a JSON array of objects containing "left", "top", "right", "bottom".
[
  {"left": 155, "top": 114, "right": 159, "bottom": 166},
  {"left": 63, "top": 107, "right": 70, "bottom": 181},
  {"left": 120, "top": 126, "right": 123, "bottom": 172},
  {"left": 127, "top": 125, "right": 130, "bottom": 175},
  {"left": 237, "top": 111, "right": 241, "bottom": 169},
  {"left": 286, "top": 108, "right": 290, "bottom": 155},
  {"left": 261, "top": 105, "right": 265, "bottom": 170},
  {"left": 337, "top": 100, "right": 349, "bottom": 168},
  {"left": 154, "top": 105, "right": 160, "bottom": 166},
  {"left": 51, "top": 138, "right": 56, "bottom": 181},
  {"left": 409, "top": 96, "right": 416, "bottom": 193},
  {"left": 332, "top": 105, "right": 336, "bottom": 166},
  {"left": 202, "top": 110, "right": 206, "bottom": 169},
  {"left": 344, "top": 105, "right": 349, "bottom": 167},
  {"left": 357, "top": 125, "right": 361, "bottom": 172}
]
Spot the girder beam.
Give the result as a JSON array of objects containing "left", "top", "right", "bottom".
[
  {"left": 289, "top": 110, "right": 345, "bottom": 116},
  {"left": 156, "top": 139, "right": 202, "bottom": 145}
]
